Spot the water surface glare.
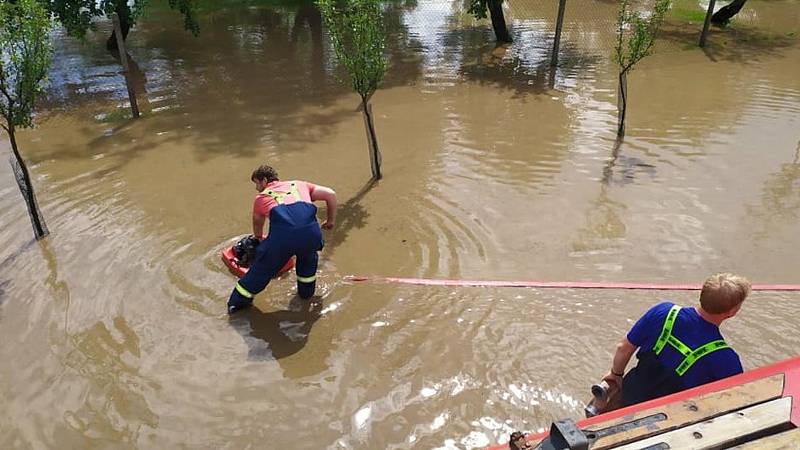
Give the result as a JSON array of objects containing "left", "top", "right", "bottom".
[{"left": 1, "top": 1, "right": 800, "bottom": 448}]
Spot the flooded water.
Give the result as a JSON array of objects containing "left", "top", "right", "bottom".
[{"left": 1, "top": 0, "right": 799, "bottom": 448}]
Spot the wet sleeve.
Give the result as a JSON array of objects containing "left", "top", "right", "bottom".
[{"left": 627, "top": 302, "right": 671, "bottom": 347}]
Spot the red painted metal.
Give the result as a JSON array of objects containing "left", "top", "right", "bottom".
[
  {"left": 784, "top": 366, "right": 800, "bottom": 426},
  {"left": 346, "top": 275, "right": 800, "bottom": 291},
  {"left": 485, "top": 356, "right": 800, "bottom": 450}
]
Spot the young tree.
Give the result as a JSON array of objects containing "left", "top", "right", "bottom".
[
  {"left": 467, "top": 0, "right": 512, "bottom": 43},
  {"left": 614, "top": 0, "right": 670, "bottom": 137},
  {"left": 318, "top": 0, "right": 387, "bottom": 179},
  {"left": 1, "top": 0, "right": 53, "bottom": 239}
]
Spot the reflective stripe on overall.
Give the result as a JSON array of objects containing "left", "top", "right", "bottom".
[{"left": 652, "top": 305, "right": 730, "bottom": 376}]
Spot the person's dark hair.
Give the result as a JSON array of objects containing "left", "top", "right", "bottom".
[{"left": 251, "top": 165, "right": 279, "bottom": 183}]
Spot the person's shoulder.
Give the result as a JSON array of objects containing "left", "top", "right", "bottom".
[
  {"left": 628, "top": 301, "right": 674, "bottom": 345},
  {"left": 631, "top": 301, "right": 674, "bottom": 324},
  {"left": 648, "top": 301, "right": 677, "bottom": 316},
  {"left": 296, "top": 180, "right": 318, "bottom": 190}
]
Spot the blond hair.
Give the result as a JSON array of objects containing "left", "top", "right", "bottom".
[{"left": 699, "top": 273, "right": 751, "bottom": 314}]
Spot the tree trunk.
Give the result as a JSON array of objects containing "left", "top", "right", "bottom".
[
  {"left": 699, "top": 0, "right": 717, "bottom": 47},
  {"left": 361, "top": 98, "right": 382, "bottom": 180},
  {"left": 7, "top": 125, "right": 48, "bottom": 240},
  {"left": 617, "top": 71, "right": 628, "bottom": 138},
  {"left": 487, "top": 0, "right": 512, "bottom": 43},
  {"left": 711, "top": 0, "right": 748, "bottom": 26},
  {"left": 112, "top": 13, "right": 140, "bottom": 118},
  {"left": 550, "top": 0, "right": 568, "bottom": 67},
  {"left": 107, "top": 1, "right": 132, "bottom": 51},
  {"left": 125, "top": 53, "right": 149, "bottom": 113}
]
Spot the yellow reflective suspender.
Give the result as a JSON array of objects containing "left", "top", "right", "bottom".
[
  {"left": 653, "top": 305, "right": 681, "bottom": 354},
  {"left": 651, "top": 305, "right": 731, "bottom": 376},
  {"left": 675, "top": 340, "right": 729, "bottom": 376},
  {"left": 261, "top": 181, "right": 303, "bottom": 205}
]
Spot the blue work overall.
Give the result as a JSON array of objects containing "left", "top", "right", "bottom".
[{"left": 228, "top": 182, "right": 323, "bottom": 313}]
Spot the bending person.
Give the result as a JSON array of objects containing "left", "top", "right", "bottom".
[
  {"left": 228, "top": 164, "right": 337, "bottom": 314},
  {"left": 604, "top": 273, "right": 751, "bottom": 407}
]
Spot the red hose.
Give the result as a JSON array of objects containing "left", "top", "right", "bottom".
[{"left": 345, "top": 276, "right": 800, "bottom": 291}]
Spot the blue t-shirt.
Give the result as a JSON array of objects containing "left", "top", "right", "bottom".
[{"left": 627, "top": 302, "right": 743, "bottom": 389}]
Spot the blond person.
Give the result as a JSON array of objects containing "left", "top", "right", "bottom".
[{"left": 604, "top": 273, "right": 751, "bottom": 406}]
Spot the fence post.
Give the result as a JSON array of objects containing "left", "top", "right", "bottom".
[
  {"left": 699, "top": 0, "right": 717, "bottom": 47},
  {"left": 551, "top": 0, "right": 568, "bottom": 67},
  {"left": 112, "top": 13, "right": 140, "bottom": 118}
]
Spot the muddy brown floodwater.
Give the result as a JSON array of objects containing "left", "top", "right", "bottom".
[{"left": 1, "top": 0, "right": 799, "bottom": 448}]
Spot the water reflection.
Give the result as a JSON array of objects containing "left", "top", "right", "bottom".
[
  {"left": 39, "top": 238, "right": 73, "bottom": 344},
  {"left": 30, "top": 2, "right": 431, "bottom": 167},
  {"left": 743, "top": 150, "right": 800, "bottom": 242},
  {"left": 602, "top": 139, "right": 657, "bottom": 187},
  {"left": 0, "top": 279, "right": 8, "bottom": 308},
  {"left": 61, "top": 318, "right": 157, "bottom": 444}
]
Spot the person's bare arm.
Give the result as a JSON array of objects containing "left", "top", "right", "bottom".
[
  {"left": 252, "top": 212, "right": 266, "bottom": 240},
  {"left": 310, "top": 185, "right": 337, "bottom": 230},
  {"left": 604, "top": 338, "right": 637, "bottom": 388}
]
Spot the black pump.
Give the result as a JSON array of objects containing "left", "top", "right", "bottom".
[{"left": 232, "top": 235, "right": 260, "bottom": 267}]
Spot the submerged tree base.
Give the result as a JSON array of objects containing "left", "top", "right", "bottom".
[
  {"left": 617, "top": 71, "right": 628, "bottom": 138},
  {"left": 9, "top": 155, "right": 49, "bottom": 240}
]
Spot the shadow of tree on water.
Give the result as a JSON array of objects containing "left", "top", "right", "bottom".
[
  {"left": 323, "top": 178, "right": 377, "bottom": 257},
  {"left": 659, "top": 21, "right": 797, "bottom": 62},
  {"left": 602, "top": 137, "right": 657, "bottom": 187}
]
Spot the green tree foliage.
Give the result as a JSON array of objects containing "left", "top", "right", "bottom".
[
  {"left": 615, "top": 0, "right": 670, "bottom": 73},
  {"left": 1, "top": 0, "right": 52, "bottom": 129},
  {"left": 318, "top": 0, "right": 387, "bottom": 178},
  {"left": 466, "top": 0, "right": 511, "bottom": 43},
  {"left": 0, "top": 0, "right": 54, "bottom": 239},
  {"left": 43, "top": 0, "right": 199, "bottom": 43},
  {"left": 317, "top": 0, "right": 386, "bottom": 102},
  {"left": 614, "top": 0, "right": 670, "bottom": 136}
]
